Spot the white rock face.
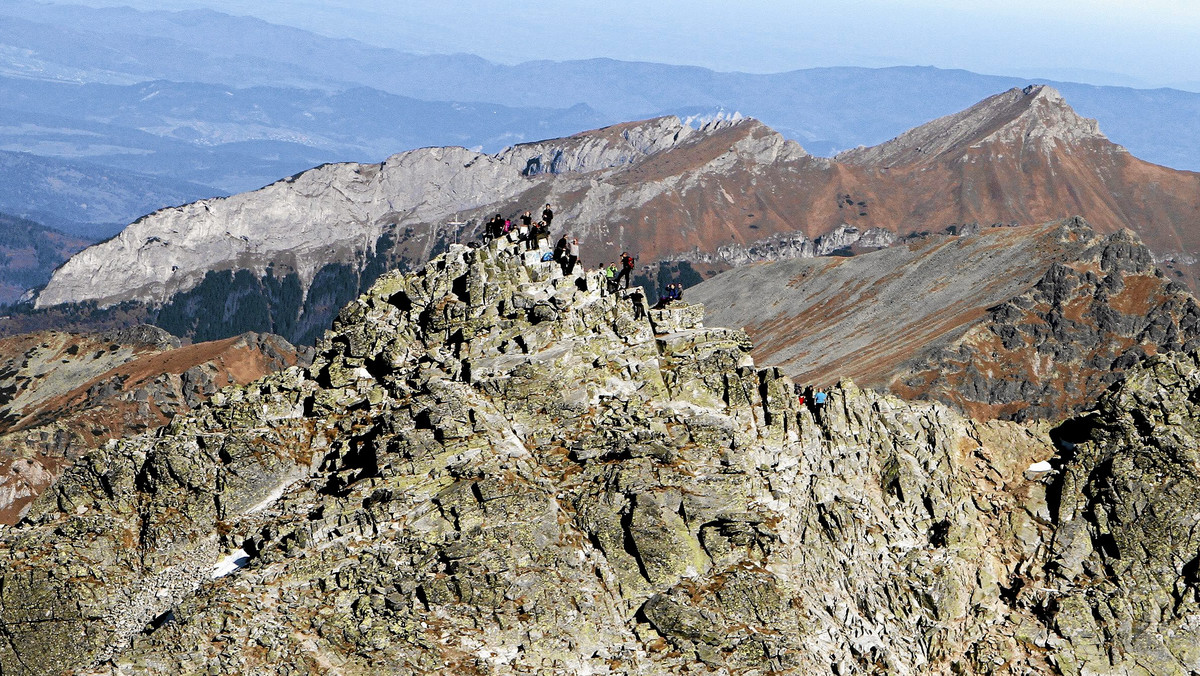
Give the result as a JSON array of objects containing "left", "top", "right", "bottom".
[{"left": 35, "top": 117, "right": 702, "bottom": 309}]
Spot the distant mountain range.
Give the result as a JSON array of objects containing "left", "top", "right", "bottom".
[
  {"left": 0, "top": 150, "right": 221, "bottom": 239},
  {"left": 1, "top": 0, "right": 1200, "bottom": 179},
  {"left": 0, "top": 75, "right": 607, "bottom": 192},
  {"left": 4, "top": 0, "right": 1200, "bottom": 311},
  {"left": 20, "top": 86, "right": 1200, "bottom": 350}
]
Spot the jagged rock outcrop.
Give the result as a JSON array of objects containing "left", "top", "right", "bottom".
[
  {"left": 893, "top": 227, "right": 1200, "bottom": 420},
  {"left": 693, "top": 218, "right": 1200, "bottom": 421},
  {"left": 5, "top": 238, "right": 1198, "bottom": 674},
  {"left": 0, "top": 327, "right": 304, "bottom": 523},
  {"left": 1042, "top": 350, "right": 1200, "bottom": 675},
  {"left": 28, "top": 85, "right": 1200, "bottom": 348}
]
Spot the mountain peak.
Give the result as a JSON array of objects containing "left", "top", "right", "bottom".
[{"left": 837, "top": 84, "right": 1110, "bottom": 167}]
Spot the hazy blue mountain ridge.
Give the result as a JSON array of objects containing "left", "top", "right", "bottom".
[
  {"left": 0, "top": 75, "right": 606, "bottom": 191},
  {"left": 2, "top": 0, "right": 1198, "bottom": 173},
  {"left": 0, "top": 149, "right": 222, "bottom": 239},
  {"left": 0, "top": 211, "right": 90, "bottom": 305}
]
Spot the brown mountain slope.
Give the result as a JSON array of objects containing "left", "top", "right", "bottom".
[
  {"left": 0, "top": 327, "right": 304, "bottom": 523},
  {"left": 835, "top": 85, "right": 1200, "bottom": 284},
  {"left": 689, "top": 218, "right": 1200, "bottom": 421}
]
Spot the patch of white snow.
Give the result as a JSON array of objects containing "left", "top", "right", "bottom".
[{"left": 211, "top": 548, "right": 251, "bottom": 579}]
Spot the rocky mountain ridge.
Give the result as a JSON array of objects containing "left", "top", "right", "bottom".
[
  {"left": 4, "top": 239, "right": 1200, "bottom": 673},
  {"left": 692, "top": 218, "right": 1200, "bottom": 421},
  {"left": 29, "top": 85, "right": 1200, "bottom": 350},
  {"left": 32, "top": 116, "right": 711, "bottom": 310},
  {"left": 838, "top": 85, "right": 1108, "bottom": 166}
]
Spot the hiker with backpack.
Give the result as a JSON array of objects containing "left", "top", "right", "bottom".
[
  {"left": 811, "top": 388, "right": 828, "bottom": 422},
  {"left": 615, "top": 252, "right": 636, "bottom": 290}
]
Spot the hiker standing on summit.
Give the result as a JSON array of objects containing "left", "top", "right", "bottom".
[
  {"left": 542, "top": 203, "right": 554, "bottom": 230},
  {"left": 566, "top": 238, "right": 580, "bottom": 274},
  {"left": 615, "top": 251, "right": 636, "bottom": 290}
]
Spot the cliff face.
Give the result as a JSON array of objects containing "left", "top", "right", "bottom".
[
  {"left": 4, "top": 239, "right": 1199, "bottom": 674},
  {"left": 1043, "top": 350, "right": 1200, "bottom": 675},
  {"left": 30, "top": 85, "right": 1200, "bottom": 348},
  {"left": 32, "top": 116, "right": 705, "bottom": 310}
]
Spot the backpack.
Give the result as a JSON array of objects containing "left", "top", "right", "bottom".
[{"left": 541, "top": 251, "right": 554, "bottom": 262}]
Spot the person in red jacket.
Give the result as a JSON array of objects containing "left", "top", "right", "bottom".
[{"left": 615, "top": 252, "right": 635, "bottom": 290}]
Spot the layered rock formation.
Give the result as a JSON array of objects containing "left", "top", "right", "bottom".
[
  {"left": 0, "top": 326, "right": 304, "bottom": 523},
  {"left": 4, "top": 239, "right": 1199, "bottom": 674},
  {"left": 28, "top": 85, "right": 1200, "bottom": 346},
  {"left": 693, "top": 218, "right": 1200, "bottom": 421}
]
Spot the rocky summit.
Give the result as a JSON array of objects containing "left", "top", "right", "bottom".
[{"left": 3, "top": 238, "right": 1200, "bottom": 674}]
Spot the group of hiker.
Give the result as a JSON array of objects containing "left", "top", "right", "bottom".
[
  {"left": 480, "top": 204, "right": 645, "bottom": 295},
  {"left": 482, "top": 203, "right": 556, "bottom": 251}
]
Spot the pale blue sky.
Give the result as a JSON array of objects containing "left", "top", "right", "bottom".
[{"left": 68, "top": 0, "right": 1200, "bottom": 89}]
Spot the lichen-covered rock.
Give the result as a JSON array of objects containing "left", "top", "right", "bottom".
[{"left": 1, "top": 239, "right": 1195, "bottom": 674}]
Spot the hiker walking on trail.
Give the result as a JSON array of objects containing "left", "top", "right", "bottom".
[
  {"left": 811, "top": 388, "right": 828, "bottom": 422},
  {"left": 542, "top": 203, "right": 554, "bottom": 229},
  {"left": 615, "top": 252, "right": 636, "bottom": 290}
]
